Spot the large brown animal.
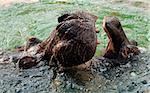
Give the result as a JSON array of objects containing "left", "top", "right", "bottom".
[
  {"left": 15, "top": 11, "right": 98, "bottom": 69},
  {"left": 41, "top": 11, "right": 98, "bottom": 67}
]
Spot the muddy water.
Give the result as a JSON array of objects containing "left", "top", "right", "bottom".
[{"left": 0, "top": 0, "right": 150, "bottom": 93}]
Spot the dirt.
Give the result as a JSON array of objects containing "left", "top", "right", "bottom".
[{"left": 0, "top": 47, "right": 149, "bottom": 93}]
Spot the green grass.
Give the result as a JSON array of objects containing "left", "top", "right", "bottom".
[{"left": 0, "top": 0, "right": 149, "bottom": 56}]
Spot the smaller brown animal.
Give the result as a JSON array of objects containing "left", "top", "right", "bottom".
[{"left": 102, "top": 16, "right": 140, "bottom": 59}]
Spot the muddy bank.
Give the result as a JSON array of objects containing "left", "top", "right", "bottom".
[{"left": 0, "top": 49, "right": 149, "bottom": 93}]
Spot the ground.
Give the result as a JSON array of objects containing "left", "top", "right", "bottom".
[{"left": 0, "top": 0, "right": 150, "bottom": 93}]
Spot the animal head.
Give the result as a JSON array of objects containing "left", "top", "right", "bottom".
[{"left": 58, "top": 11, "right": 98, "bottom": 23}]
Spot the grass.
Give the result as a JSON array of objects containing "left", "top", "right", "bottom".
[{"left": 0, "top": 0, "right": 149, "bottom": 56}]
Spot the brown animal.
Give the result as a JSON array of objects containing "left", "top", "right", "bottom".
[
  {"left": 41, "top": 11, "right": 98, "bottom": 67},
  {"left": 13, "top": 11, "right": 98, "bottom": 69},
  {"left": 102, "top": 16, "right": 140, "bottom": 59}
]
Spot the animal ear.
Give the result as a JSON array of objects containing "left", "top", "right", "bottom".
[{"left": 58, "top": 14, "right": 70, "bottom": 23}]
